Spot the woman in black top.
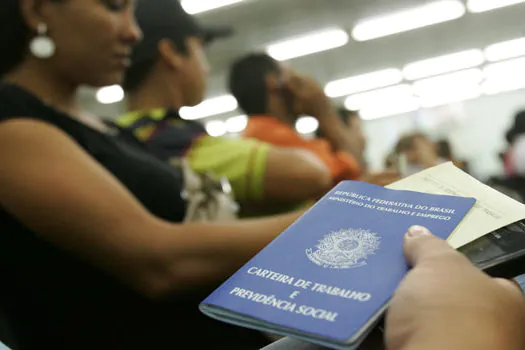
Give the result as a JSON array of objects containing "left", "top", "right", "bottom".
[{"left": 0, "top": 0, "right": 302, "bottom": 349}]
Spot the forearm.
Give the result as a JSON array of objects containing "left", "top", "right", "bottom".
[
  {"left": 263, "top": 148, "right": 332, "bottom": 203},
  {"left": 147, "top": 210, "right": 305, "bottom": 295}
]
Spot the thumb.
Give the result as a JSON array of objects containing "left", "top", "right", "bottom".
[{"left": 403, "top": 225, "right": 457, "bottom": 267}]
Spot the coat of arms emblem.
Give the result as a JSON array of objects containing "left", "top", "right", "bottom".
[{"left": 306, "top": 228, "right": 380, "bottom": 269}]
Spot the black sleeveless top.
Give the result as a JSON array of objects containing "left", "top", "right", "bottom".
[{"left": 0, "top": 84, "right": 268, "bottom": 349}]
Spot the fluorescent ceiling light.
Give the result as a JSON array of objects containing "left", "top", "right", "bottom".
[
  {"left": 344, "top": 84, "right": 414, "bottom": 111},
  {"left": 359, "top": 98, "right": 420, "bottom": 121},
  {"left": 482, "top": 58, "right": 525, "bottom": 94},
  {"left": 403, "top": 49, "right": 484, "bottom": 80},
  {"left": 412, "top": 69, "right": 483, "bottom": 96},
  {"left": 267, "top": 28, "right": 349, "bottom": 61},
  {"left": 225, "top": 115, "right": 248, "bottom": 133},
  {"left": 96, "top": 85, "right": 124, "bottom": 104},
  {"left": 324, "top": 68, "right": 403, "bottom": 98},
  {"left": 205, "top": 120, "right": 227, "bottom": 137},
  {"left": 352, "top": 0, "right": 465, "bottom": 41},
  {"left": 485, "top": 37, "right": 525, "bottom": 62},
  {"left": 484, "top": 57, "right": 525, "bottom": 78},
  {"left": 295, "top": 116, "right": 319, "bottom": 134},
  {"left": 179, "top": 95, "right": 238, "bottom": 120},
  {"left": 413, "top": 69, "right": 483, "bottom": 107},
  {"left": 482, "top": 78, "right": 525, "bottom": 95},
  {"left": 467, "top": 0, "right": 525, "bottom": 13},
  {"left": 181, "top": 0, "right": 244, "bottom": 15},
  {"left": 418, "top": 86, "right": 482, "bottom": 108}
]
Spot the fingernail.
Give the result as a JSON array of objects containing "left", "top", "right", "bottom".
[{"left": 406, "top": 225, "right": 431, "bottom": 238}]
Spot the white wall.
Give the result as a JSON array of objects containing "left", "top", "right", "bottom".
[{"left": 363, "top": 89, "right": 525, "bottom": 179}]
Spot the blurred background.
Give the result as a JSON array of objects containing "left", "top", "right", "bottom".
[{"left": 79, "top": 0, "right": 525, "bottom": 180}]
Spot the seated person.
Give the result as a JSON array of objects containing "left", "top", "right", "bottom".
[
  {"left": 0, "top": 0, "right": 309, "bottom": 348},
  {"left": 117, "top": 2, "right": 331, "bottom": 215},
  {"left": 395, "top": 133, "right": 469, "bottom": 177},
  {"left": 229, "top": 54, "right": 362, "bottom": 184},
  {"left": 487, "top": 111, "right": 525, "bottom": 202},
  {"left": 229, "top": 54, "right": 398, "bottom": 187},
  {"left": 394, "top": 133, "right": 445, "bottom": 175}
]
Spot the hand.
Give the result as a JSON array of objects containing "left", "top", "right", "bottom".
[
  {"left": 287, "top": 73, "right": 333, "bottom": 119},
  {"left": 386, "top": 226, "right": 525, "bottom": 350},
  {"left": 359, "top": 171, "right": 400, "bottom": 187}
]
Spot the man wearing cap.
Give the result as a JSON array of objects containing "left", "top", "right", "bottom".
[{"left": 117, "top": 0, "right": 332, "bottom": 216}]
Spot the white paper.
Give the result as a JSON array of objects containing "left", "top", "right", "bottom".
[{"left": 387, "top": 162, "right": 525, "bottom": 248}]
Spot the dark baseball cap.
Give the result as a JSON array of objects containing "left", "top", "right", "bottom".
[{"left": 131, "top": 0, "right": 233, "bottom": 65}]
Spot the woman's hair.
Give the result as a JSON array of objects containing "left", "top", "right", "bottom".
[
  {"left": 0, "top": 0, "right": 61, "bottom": 77},
  {"left": 395, "top": 132, "right": 427, "bottom": 154},
  {"left": 0, "top": 0, "right": 31, "bottom": 77}
]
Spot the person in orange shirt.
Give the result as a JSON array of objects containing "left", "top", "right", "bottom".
[{"left": 229, "top": 53, "right": 398, "bottom": 186}]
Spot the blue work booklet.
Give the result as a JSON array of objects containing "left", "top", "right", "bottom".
[{"left": 200, "top": 181, "right": 476, "bottom": 349}]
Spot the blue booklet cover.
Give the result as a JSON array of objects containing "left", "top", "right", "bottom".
[{"left": 200, "top": 181, "right": 476, "bottom": 349}]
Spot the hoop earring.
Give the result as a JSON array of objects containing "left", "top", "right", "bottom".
[{"left": 29, "top": 23, "right": 56, "bottom": 59}]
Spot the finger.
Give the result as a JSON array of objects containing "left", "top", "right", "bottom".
[{"left": 403, "top": 225, "right": 458, "bottom": 267}]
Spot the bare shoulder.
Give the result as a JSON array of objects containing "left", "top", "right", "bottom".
[
  {"left": 0, "top": 117, "right": 74, "bottom": 145},
  {"left": 0, "top": 115, "right": 151, "bottom": 246}
]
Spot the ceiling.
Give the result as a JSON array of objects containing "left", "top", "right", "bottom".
[{"left": 80, "top": 0, "right": 525, "bottom": 120}]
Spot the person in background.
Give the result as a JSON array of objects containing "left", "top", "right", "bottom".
[
  {"left": 263, "top": 226, "right": 525, "bottom": 350},
  {"left": 229, "top": 54, "right": 398, "bottom": 188},
  {"left": 0, "top": 0, "right": 313, "bottom": 348},
  {"left": 487, "top": 111, "right": 525, "bottom": 202},
  {"left": 505, "top": 111, "right": 525, "bottom": 176},
  {"left": 394, "top": 134, "right": 469, "bottom": 177},
  {"left": 394, "top": 133, "right": 443, "bottom": 175},
  {"left": 117, "top": 0, "right": 331, "bottom": 216}
]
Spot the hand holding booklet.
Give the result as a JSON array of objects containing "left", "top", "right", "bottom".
[{"left": 200, "top": 179, "right": 476, "bottom": 349}]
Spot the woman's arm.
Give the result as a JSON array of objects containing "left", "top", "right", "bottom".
[{"left": 0, "top": 119, "right": 302, "bottom": 298}]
